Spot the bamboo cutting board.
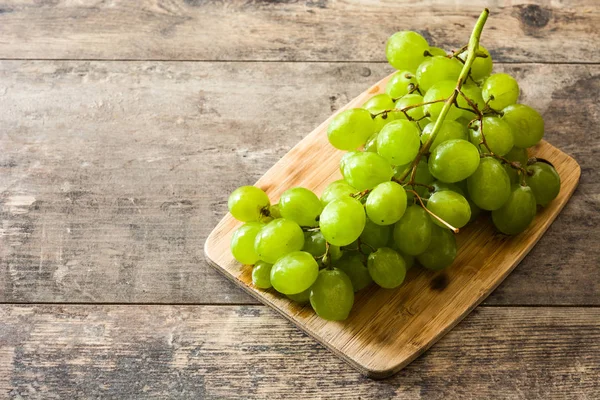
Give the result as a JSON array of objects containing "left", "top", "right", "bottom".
[{"left": 204, "top": 73, "right": 581, "bottom": 379}]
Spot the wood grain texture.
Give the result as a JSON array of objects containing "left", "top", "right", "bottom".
[
  {"left": 204, "top": 70, "right": 581, "bottom": 377},
  {"left": 1, "top": 305, "right": 599, "bottom": 399},
  {"left": 1, "top": 62, "right": 598, "bottom": 305},
  {"left": 0, "top": 1, "right": 598, "bottom": 62}
]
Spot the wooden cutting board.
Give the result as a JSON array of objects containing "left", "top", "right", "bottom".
[{"left": 204, "top": 73, "right": 581, "bottom": 379}]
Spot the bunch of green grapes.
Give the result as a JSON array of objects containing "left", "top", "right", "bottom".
[{"left": 226, "top": 23, "right": 561, "bottom": 322}]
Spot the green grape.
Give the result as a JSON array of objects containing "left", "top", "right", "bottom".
[
  {"left": 424, "top": 80, "right": 463, "bottom": 121},
  {"left": 395, "top": 159, "right": 434, "bottom": 185},
  {"left": 341, "top": 151, "right": 394, "bottom": 190},
  {"left": 385, "top": 71, "right": 417, "bottom": 99},
  {"left": 376, "top": 120, "right": 421, "bottom": 166},
  {"left": 469, "top": 116, "right": 514, "bottom": 156},
  {"left": 492, "top": 185, "right": 537, "bottom": 235},
  {"left": 401, "top": 252, "right": 415, "bottom": 270},
  {"left": 327, "top": 108, "right": 375, "bottom": 150},
  {"left": 287, "top": 287, "right": 311, "bottom": 304},
  {"left": 367, "top": 247, "right": 407, "bottom": 289},
  {"left": 319, "top": 197, "right": 366, "bottom": 246},
  {"left": 525, "top": 162, "right": 561, "bottom": 206},
  {"left": 417, "top": 225, "right": 457, "bottom": 270},
  {"left": 421, "top": 120, "right": 468, "bottom": 151},
  {"left": 482, "top": 73, "right": 519, "bottom": 110},
  {"left": 360, "top": 218, "right": 392, "bottom": 249},
  {"left": 503, "top": 147, "right": 529, "bottom": 184},
  {"left": 279, "top": 187, "right": 323, "bottom": 227},
  {"left": 457, "top": 84, "right": 486, "bottom": 116},
  {"left": 428, "top": 139, "right": 480, "bottom": 183},
  {"left": 364, "top": 133, "right": 379, "bottom": 153},
  {"left": 502, "top": 104, "right": 545, "bottom": 148},
  {"left": 426, "top": 190, "right": 471, "bottom": 229},
  {"left": 310, "top": 268, "right": 354, "bottom": 320},
  {"left": 395, "top": 93, "right": 425, "bottom": 121},
  {"left": 252, "top": 261, "right": 273, "bottom": 289},
  {"left": 230, "top": 222, "right": 264, "bottom": 265},
  {"left": 386, "top": 31, "right": 429, "bottom": 72},
  {"left": 329, "top": 245, "right": 343, "bottom": 262},
  {"left": 366, "top": 181, "right": 407, "bottom": 225},
  {"left": 430, "top": 181, "right": 465, "bottom": 196},
  {"left": 363, "top": 93, "right": 397, "bottom": 132},
  {"left": 270, "top": 251, "right": 319, "bottom": 295},
  {"left": 228, "top": 186, "right": 270, "bottom": 222},
  {"left": 254, "top": 218, "right": 305, "bottom": 264},
  {"left": 393, "top": 205, "right": 432, "bottom": 255},
  {"left": 459, "top": 45, "right": 492, "bottom": 81},
  {"left": 428, "top": 47, "right": 447, "bottom": 57},
  {"left": 336, "top": 254, "right": 373, "bottom": 292},
  {"left": 467, "top": 198, "right": 482, "bottom": 223},
  {"left": 416, "top": 56, "right": 462, "bottom": 92},
  {"left": 269, "top": 203, "right": 282, "bottom": 219},
  {"left": 303, "top": 231, "right": 326, "bottom": 257},
  {"left": 321, "top": 179, "right": 357, "bottom": 206},
  {"left": 467, "top": 157, "right": 511, "bottom": 210}
]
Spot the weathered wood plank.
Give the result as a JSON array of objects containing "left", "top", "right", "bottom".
[
  {"left": 0, "top": 1, "right": 598, "bottom": 62},
  {"left": 1, "top": 61, "right": 598, "bottom": 304},
  {"left": 0, "top": 305, "right": 598, "bottom": 398}
]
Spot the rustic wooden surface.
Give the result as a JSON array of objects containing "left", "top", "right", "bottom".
[{"left": 0, "top": 0, "right": 599, "bottom": 397}]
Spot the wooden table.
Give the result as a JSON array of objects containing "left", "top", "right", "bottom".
[{"left": 0, "top": 1, "right": 598, "bottom": 398}]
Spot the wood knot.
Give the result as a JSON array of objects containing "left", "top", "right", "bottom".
[
  {"left": 430, "top": 274, "right": 449, "bottom": 291},
  {"left": 519, "top": 4, "right": 551, "bottom": 29}
]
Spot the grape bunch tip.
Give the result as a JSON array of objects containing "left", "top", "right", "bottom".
[{"left": 226, "top": 9, "right": 561, "bottom": 321}]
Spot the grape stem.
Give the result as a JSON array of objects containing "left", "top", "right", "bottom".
[
  {"left": 370, "top": 98, "right": 445, "bottom": 122},
  {"left": 398, "top": 8, "right": 490, "bottom": 185},
  {"left": 406, "top": 189, "right": 460, "bottom": 233}
]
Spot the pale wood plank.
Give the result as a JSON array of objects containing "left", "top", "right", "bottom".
[
  {"left": 0, "top": 1, "right": 597, "bottom": 62},
  {"left": 1, "top": 61, "right": 598, "bottom": 304},
  {"left": 0, "top": 305, "right": 598, "bottom": 398}
]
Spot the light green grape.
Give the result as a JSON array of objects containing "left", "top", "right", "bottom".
[
  {"left": 254, "top": 218, "right": 305, "bottom": 264},
  {"left": 393, "top": 205, "right": 432, "bottom": 255},
  {"left": 502, "top": 104, "right": 545, "bottom": 148},
  {"left": 366, "top": 181, "right": 407, "bottom": 225},
  {"left": 319, "top": 197, "right": 366, "bottom": 246},
  {"left": 230, "top": 222, "right": 264, "bottom": 265},
  {"left": 360, "top": 219, "right": 392, "bottom": 249},
  {"left": 430, "top": 181, "right": 465, "bottom": 196},
  {"left": 303, "top": 231, "right": 327, "bottom": 257},
  {"left": 327, "top": 108, "right": 375, "bottom": 150},
  {"left": 329, "top": 245, "right": 343, "bottom": 262},
  {"left": 428, "top": 139, "right": 480, "bottom": 183},
  {"left": 459, "top": 45, "right": 492, "bottom": 81},
  {"left": 376, "top": 120, "right": 421, "bottom": 166},
  {"left": 363, "top": 93, "right": 397, "bottom": 132},
  {"left": 385, "top": 71, "right": 417, "bottom": 99},
  {"left": 336, "top": 254, "right": 373, "bottom": 292},
  {"left": 428, "top": 47, "right": 447, "bottom": 57},
  {"left": 492, "top": 184, "right": 537, "bottom": 235},
  {"left": 395, "top": 159, "right": 434, "bottom": 185},
  {"left": 426, "top": 190, "right": 471, "bottom": 229},
  {"left": 417, "top": 225, "right": 457, "bottom": 270},
  {"left": 503, "top": 147, "right": 529, "bottom": 184},
  {"left": 252, "top": 261, "right": 273, "bottom": 289},
  {"left": 341, "top": 151, "right": 394, "bottom": 190},
  {"left": 228, "top": 186, "right": 270, "bottom": 222},
  {"left": 287, "top": 287, "right": 311, "bottom": 304},
  {"left": 279, "top": 187, "right": 323, "bottom": 227},
  {"left": 457, "top": 84, "right": 486, "bottom": 116},
  {"left": 467, "top": 157, "right": 511, "bottom": 210},
  {"left": 482, "top": 73, "right": 519, "bottom": 110},
  {"left": 525, "top": 162, "right": 561, "bottom": 206},
  {"left": 364, "top": 133, "right": 379, "bottom": 153},
  {"left": 269, "top": 203, "right": 282, "bottom": 219},
  {"left": 310, "top": 268, "right": 354, "bottom": 320},
  {"left": 321, "top": 179, "right": 357, "bottom": 206},
  {"left": 386, "top": 31, "right": 429, "bottom": 72},
  {"left": 395, "top": 93, "right": 425, "bottom": 121},
  {"left": 469, "top": 116, "right": 514, "bottom": 156},
  {"left": 416, "top": 56, "right": 462, "bottom": 92},
  {"left": 421, "top": 120, "right": 468, "bottom": 151},
  {"left": 367, "top": 247, "right": 407, "bottom": 289},
  {"left": 424, "top": 80, "right": 463, "bottom": 121},
  {"left": 270, "top": 251, "right": 319, "bottom": 295}
]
